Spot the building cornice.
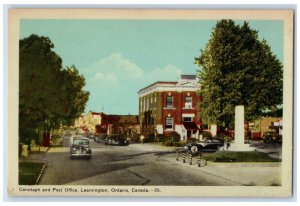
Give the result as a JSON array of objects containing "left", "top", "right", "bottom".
[{"left": 138, "top": 80, "right": 200, "bottom": 97}]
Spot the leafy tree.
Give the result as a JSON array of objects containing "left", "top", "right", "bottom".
[
  {"left": 195, "top": 20, "right": 283, "bottom": 128},
  {"left": 59, "top": 65, "right": 90, "bottom": 126},
  {"left": 19, "top": 34, "right": 89, "bottom": 145}
]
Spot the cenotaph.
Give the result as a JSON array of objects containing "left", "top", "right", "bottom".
[{"left": 228, "top": 105, "right": 254, "bottom": 151}]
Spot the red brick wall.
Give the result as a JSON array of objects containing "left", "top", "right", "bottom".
[{"left": 160, "top": 91, "right": 200, "bottom": 129}]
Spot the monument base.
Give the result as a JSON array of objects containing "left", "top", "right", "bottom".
[{"left": 227, "top": 143, "right": 255, "bottom": 151}]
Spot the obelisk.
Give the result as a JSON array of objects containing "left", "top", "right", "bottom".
[{"left": 228, "top": 105, "right": 253, "bottom": 151}]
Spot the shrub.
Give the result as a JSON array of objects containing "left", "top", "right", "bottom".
[
  {"left": 144, "top": 134, "right": 155, "bottom": 143},
  {"left": 173, "top": 141, "right": 187, "bottom": 147},
  {"left": 163, "top": 140, "right": 174, "bottom": 147},
  {"left": 50, "top": 134, "right": 62, "bottom": 146},
  {"left": 130, "top": 134, "right": 141, "bottom": 142},
  {"left": 201, "top": 131, "right": 212, "bottom": 138},
  {"left": 155, "top": 134, "right": 165, "bottom": 142},
  {"left": 216, "top": 133, "right": 232, "bottom": 142},
  {"left": 187, "top": 138, "right": 198, "bottom": 143},
  {"left": 164, "top": 131, "right": 181, "bottom": 142}
]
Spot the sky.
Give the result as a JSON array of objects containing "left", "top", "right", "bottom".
[{"left": 20, "top": 19, "right": 283, "bottom": 115}]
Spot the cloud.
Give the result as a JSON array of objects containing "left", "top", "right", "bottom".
[
  {"left": 86, "top": 53, "right": 143, "bottom": 81},
  {"left": 83, "top": 53, "right": 183, "bottom": 113},
  {"left": 147, "top": 64, "right": 182, "bottom": 82},
  {"left": 94, "top": 72, "right": 117, "bottom": 82}
]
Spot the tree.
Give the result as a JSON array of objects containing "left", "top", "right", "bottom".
[
  {"left": 59, "top": 65, "right": 90, "bottom": 126},
  {"left": 195, "top": 20, "right": 283, "bottom": 128},
  {"left": 19, "top": 34, "right": 89, "bottom": 145}
]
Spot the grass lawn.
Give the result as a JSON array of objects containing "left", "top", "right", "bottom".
[
  {"left": 19, "top": 162, "right": 45, "bottom": 185},
  {"left": 202, "top": 151, "right": 280, "bottom": 162}
]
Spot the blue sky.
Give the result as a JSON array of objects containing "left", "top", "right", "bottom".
[{"left": 20, "top": 19, "right": 283, "bottom": 115}]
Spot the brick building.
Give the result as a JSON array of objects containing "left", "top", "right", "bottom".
[{"left": 137, "top": 75, "right": 201, "bottom": 140}]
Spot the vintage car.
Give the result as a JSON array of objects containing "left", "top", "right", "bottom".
[
  {"left": 262, "top": 131, "right": 282, "bottom": 143},
  {"left": 104, "top": 134, "right": 129, "bottom": 146},
  {"left": 94, "top": 133, "right": 108, "bottom": 143},
  {"left": 184, "top": 137, "right": 228, "bottom": 154},
  {"left": 70, "top": 136, "right": 92, "bottom": 159}
]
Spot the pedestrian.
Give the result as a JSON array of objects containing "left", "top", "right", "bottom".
[{"left": 140, "top": 134, "right": 145, "bottom": 144}]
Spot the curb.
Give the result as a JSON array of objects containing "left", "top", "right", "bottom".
[
  {"left": 35, "top": 161, "right": 47, "bottom": 185},
  {"left": 206, "top": 161, "right": 282, "bottom": 167}
]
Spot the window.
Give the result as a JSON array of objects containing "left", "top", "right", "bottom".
[
  {"left": 183, "top": 117, "right": 192, "bottom": 122},
  {"left": 165, "top": 117, "right": 173, "bottom": 129},
  {"left": 166, "top": 96, "right": 173, "bottom": 107},
  {"left": 185, "top": 96, "right": 192, "bottom": 108}
]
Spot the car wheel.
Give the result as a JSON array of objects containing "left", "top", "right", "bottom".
[{"left": 191, "top": 146, "right": 198, "bottom": 154}]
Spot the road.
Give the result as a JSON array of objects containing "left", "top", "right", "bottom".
[{"left": 34, "top": 135, "right": 242, "bottom": 186}]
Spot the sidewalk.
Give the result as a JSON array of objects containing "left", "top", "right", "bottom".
[
  {"left": 130, "top": 143, "right": 282, "bottom": 186},
  {"left": 162, "top": 152, "right": 282, "bottom": 186},
  {"left": 129, "top": 142, "right": 180, "bottom": 152}
]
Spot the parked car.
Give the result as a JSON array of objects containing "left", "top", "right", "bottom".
[
  {"left": 95, "top": 133, "right": 108, "bottom": 143},
  {"left": 184, "top": 137, "right": 228, "bottom": 154},
  {"left": 87, "top": 133, "right": 96, "bottom": 140},
  {"left": 70, "top": 136, "right": 92, "bottom": 159},
  {"left": 262, "top": 131, "right": 282, "bottom": 143},
  {"left": 104, "top": 134, "right": 129, "bottom": 146}
]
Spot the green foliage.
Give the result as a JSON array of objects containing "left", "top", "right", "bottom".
[
  {"left": 163, "top": 140, "right": 174, "bottom": 147},
  {"left": 19, "top": 34, "right": 89, "bottom": 144},
  {"left": 200, "top": 131, "right": 213, "bottom": 139},
  {"left": 173, "top": 141, "right": 187, "bottom": 147},
  {"left": 203, "top": 151, "right": 280, "bottom": 162},
  {"left": 19, "top": 162, "right": 45, "bottom": 185},
  {"left": 195, "top": 20, "right": 283, "bottom": 127}
]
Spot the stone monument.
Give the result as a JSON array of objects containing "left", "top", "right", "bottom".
[
  {"left": 211, "top": 124, "right": 217, "bottom": 137},
  {"left": 228, "top": 105, "right": 254, "bottom": 151}
]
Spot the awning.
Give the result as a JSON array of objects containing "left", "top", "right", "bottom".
[{"left": 182, "top": 122, "right": 200, "bottom": 130}]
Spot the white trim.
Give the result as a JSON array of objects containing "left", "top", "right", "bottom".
[
  {"left": 182, "top": 113, "right": 195, "bottom": 117},
  {"left": 163, "top": 107, "right": 176, "bottom": 110},
  {"left": 138, "top": 80, "right": 200, "bottom": 97}
]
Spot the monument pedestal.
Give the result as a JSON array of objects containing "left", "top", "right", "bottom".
[{"left": 228, "top": 142, "right": 254, "bottom": 151}]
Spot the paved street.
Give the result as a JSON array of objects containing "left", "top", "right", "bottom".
[{"left": 28, "top": 135, "right": 281, "bottom": 186}]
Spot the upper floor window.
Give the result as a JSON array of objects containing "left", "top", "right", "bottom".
[
  {"left": 185, "top": 96, "right": 192, "bottom": 108},
  {"left": 166, "top": 96, "right": 173, "bottom": 108}
]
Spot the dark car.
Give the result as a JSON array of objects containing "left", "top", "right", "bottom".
[
  {"left": 104, "top": 134, "right": 129, "bottom": 146},
  {"left": 184, "top": 137, "right": 227, "bottom": 154},
  {"left": 70, "top": 136, "right": 92, "bottom": 159},
  {"left": 95, "top": 133, "right": 108, "bottom": 143},
  {"left": 262, "top": 131, "right": 282, "bottom": 143}
]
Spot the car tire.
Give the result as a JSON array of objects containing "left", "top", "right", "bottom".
[{"left": 191, "top": 146, "right": 198, "bottom": 154}]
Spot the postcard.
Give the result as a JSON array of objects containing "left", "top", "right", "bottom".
[{"left": 7, "top": 9, "right": 294, "bottom": 197}]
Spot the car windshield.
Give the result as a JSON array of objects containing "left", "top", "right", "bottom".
[{"left": 73, "top": 139, "right": 89, "bottom": 145}]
